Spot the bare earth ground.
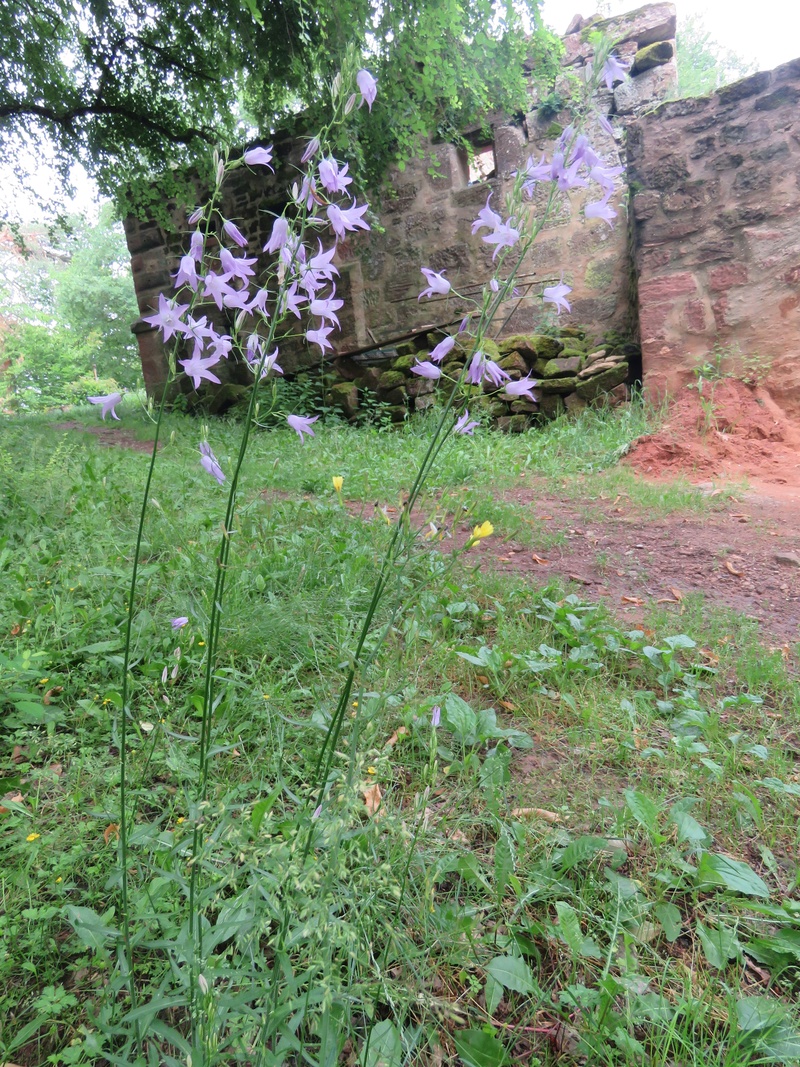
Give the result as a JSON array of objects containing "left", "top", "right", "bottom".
[
  {"left": 59, "top": 379, "right": 800, "bottom": 646},
  {"left": 466, "top": 380, "right": 800, "bottom": 646}
]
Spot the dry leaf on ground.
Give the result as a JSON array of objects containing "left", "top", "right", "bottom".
[{"left": 363, "top": 783, "right": 382, "bottom": 817}]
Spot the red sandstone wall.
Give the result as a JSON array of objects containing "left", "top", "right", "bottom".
[{"left": 629, "top": 60, "right": 800, "bottom": 413}]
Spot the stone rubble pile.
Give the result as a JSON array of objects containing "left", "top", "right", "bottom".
[{"left": 324, "top": 326, "right": 638, "bottom": 429}]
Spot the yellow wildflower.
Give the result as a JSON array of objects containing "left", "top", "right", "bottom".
[
  {"left": 26, "top": 832, "right": 41, "bottom": 842},
  {"left": 472, "top": 521, "right": 494, "bottom": 542},
  {"left": 332, "top": 476, "right": 343, "bottom": 493},
  {"left": 366, "top": 766, "right": 377, "bottom": 775}
]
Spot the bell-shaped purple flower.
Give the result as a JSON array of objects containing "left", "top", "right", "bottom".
[{"left": 357, "top": 69, "right": 378, "bottom": 111}]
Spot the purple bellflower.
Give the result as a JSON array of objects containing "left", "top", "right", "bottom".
[
  {"left": 418, "top": 267, "right": 450, "bottom": 300},
  {"left": 199, "top": 442, "right": 225, "bottom": 484},
  {"left": 309, "top": 287, "right": 344, "bottom": 327},
  {"left": 201, "top": 271, "right": 235, "bottom": 310},
  {"left": 318, "top": 157, "right": 353, "bottom": 195},
  {"left": 542, "top": 279, "right": 572, "bottom": 315},
  {"left": 143, "top": 293, "right": 189, "bottom": 341},
  {"left": 301, "top": 137, "right": 320, "bottom": 164},
  {"left": 454, "top": 409, "right": 480, "bottom": 435},
  {"left": 482, "top": 218, "right": 521, "bottom": 260},
  {"left": 357, "top": 69, "right": 378, "bottom": 111},
  {"left": 431, "top": 705, "right": 441, "bottom": 727},
  {"left": 410, "top": 361, "right": 442, "bottom": 379},
  {"left": 429, "top": 335, "right": 455, "bottom": 363},
  {"left": 286, "top": 414, "right": 319, "bottom": 442},
  {"left": 265, "top": 216, "right": 289, "bottom": 255},
  {"left": 306, "top": 323, "right": 335, "bottom": 353},
  {"left": 180, "top": 351, "right": 222, "bottom": 390},
  {"left": 222, "top": 220, "right": 248, "bottom": 248},
  {"left": 327, "top": 200, "right": 370, "bottom": 240},
  {"left": 189, "top": 229, "right": 204, "bottom": 262},
  {"left": 505, "top": 375, "right": 538, "bottom": 402},
  {"left": 174, "top": 254, "right": 200, "bottom": 290},
  {"left": 584, "top": 198, "right": 618, "bottom": 227},
  {"left": 471, "top": 193, "right": 502, "bottom": 235},
  {"left": 171, "top": 616, "right": 189, "bottom": 630},
  {"left": 589, "top": 163, "right": 624, "bottom": 197},
  {"left": 219, "top": 249, "right": 257, "bottom": 280},
  {"left": 88, "top": 392, "right": 123, "bottom": 420},
  {"left": 602, "top": 54, "right": 630, "bottom": 90},
  {"left": 243, "top": 146, "right": 274, "bottom": 169}
]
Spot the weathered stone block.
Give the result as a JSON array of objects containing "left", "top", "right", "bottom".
[
  {"left": 498, "top": 352, "right": 529, "bottom": 375},
  {"left": 377, "top": 370, "right": 407, "bottom": 393},
  {"left": 542, "top": 355, "right": 583, "bottom": 376},
  {"left": 716, "top": 71, "right": 771, "bottom": 104},
  {"left": 638, "top": 272, "right": 697, "bottom": 300},
  {"left": 539, "top": 375, "right": 579, "bottom": 394},
  {"left": 709, "top": 263, "right": 748, "bottom": 291},
  {"left": 497, "top": 414, "right": 530, "bottom": 433},
  {"left": 632, "top": 40, "right": 674, "bottom": 74},
  {"left": 575, "top": 362, "right": 628, "bottom": 400},
  {"left": 538, "top": 394, "right": 565, "bottom": 418},
  {"left": 614, "top": 59, "right": 677, "bottom": 115}
]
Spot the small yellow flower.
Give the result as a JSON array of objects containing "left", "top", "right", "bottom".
[
  {"left": 26, "top": 832, "right": 41, "bottom": 842},
  {"left": 39, "top": 678, "right": 49, "bottom": 685},
  {"left": 198, "top": 640, "right": 205, "bottom": 646},
  {"left": 472, "top": 521, "right": 494, "bottom": 542},
  {"left": 55, "top": 876, "right": 62, "bottom": 883},
  {"left": 176, "top": 817, "right": 185, "bottom": 824},
  {"left": 332, "top": 476, "right": 343, "bottom": 493},
  {"left": 366, "top": 766, "right": 377, "bottom": 775},
  {"left": 352, "top": 700, "right": 358, "bottom": 707},
  {"left": 262, "top": 693, "right": 270, "bottom": 700}
]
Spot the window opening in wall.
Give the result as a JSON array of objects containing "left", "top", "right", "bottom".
[{"left": 466, "top": 142, "right": 496, "bottom": 184}]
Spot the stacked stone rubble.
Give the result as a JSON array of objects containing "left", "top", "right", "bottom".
[{"left": 321, "top": 326, "right": 637, "bottom": 429}]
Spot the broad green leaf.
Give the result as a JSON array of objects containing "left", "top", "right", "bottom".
[
  {"left": 362, "top": 1020, "right": 403, "bottom": 1067},
  {"left": 654, "top": 903, "right": 682, "bottom": 942},
  {"left": 696, "top": 852, "right": 770, "bottom": 898},
  {"left": 64, "top": 905, "right": 120, "bottom": 952},
  {"left": 485, "top": 955, "right": 536, "bottom": 995},
  {"left": 453, "top": 1029, "right": 508, "bottom": 1067},
  {"left": 444, "top": 693, "right": 477, "bottom": 740},
  {"left": 668, "top": 806, "right": 710, "bottom": 845},
  {"left": 696, "top": 920, "right": 740, "bottom": 969}
]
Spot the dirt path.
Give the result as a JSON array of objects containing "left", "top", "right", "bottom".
[{"left": 467, "top": 482, "right": 800, "bottom": 646}]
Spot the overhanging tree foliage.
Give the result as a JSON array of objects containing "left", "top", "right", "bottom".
[{"left": 2, "top": 0, "right": 561, "bottom": 214}]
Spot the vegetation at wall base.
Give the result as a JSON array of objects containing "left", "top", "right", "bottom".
[{"left": 1, "top": 403, "right": 798, "bottom": 1066}]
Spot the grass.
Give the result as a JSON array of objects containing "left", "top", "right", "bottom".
[{"left": 1, "top": 400, "right": 799, "bottom": 1067}]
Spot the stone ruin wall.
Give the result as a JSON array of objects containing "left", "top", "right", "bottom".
[
  {"left": 628, "top": 60, "right": 800, "bottom": 415},
  {"left": 123, "top": 3, "right": 800, "bottom": 418},
  {"left": 123, "top": 3, "right": 678, "bottom": 403}
]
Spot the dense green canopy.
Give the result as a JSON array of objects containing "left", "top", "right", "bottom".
[{"left": 1, "top": 0, "right": 560, "bottom": 213}]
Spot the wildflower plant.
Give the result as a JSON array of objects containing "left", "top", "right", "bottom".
[{"left": 104, "top": 40, "right": 629, "bottom": 1066}]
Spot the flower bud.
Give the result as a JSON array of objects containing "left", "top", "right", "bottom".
[
  {"left": 198, "top": 974, "right": 209, "bottom": 996},
  {"left": 161, "top": 665, "right": 168, "bottom": 684},
  {"left": 216, "top": 160, "right": 225, "bottom": 186},
  {"left": 344, "top": 93, "right": 357, "bottom": 115},
  {"left": 300, "top": 137, "right": 320, "bottom": 164},
  {"left": 187, "top": 207, "right": 203, "bottom": 226}
]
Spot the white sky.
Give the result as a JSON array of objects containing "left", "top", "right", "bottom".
[
  {"left": 540, "top": 0, "right": 800, "bottom": 71},
  {"left": 3, "top": 0, "right": 798, "bottom": 225}
]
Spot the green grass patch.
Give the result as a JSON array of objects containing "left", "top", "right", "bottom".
[{"left": 1, "top": 405, "right": 798, "bottom": 1067}]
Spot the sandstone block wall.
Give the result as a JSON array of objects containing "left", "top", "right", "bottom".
[{"left": 629, "top": 60, "right": 800, "bottom": 414}]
